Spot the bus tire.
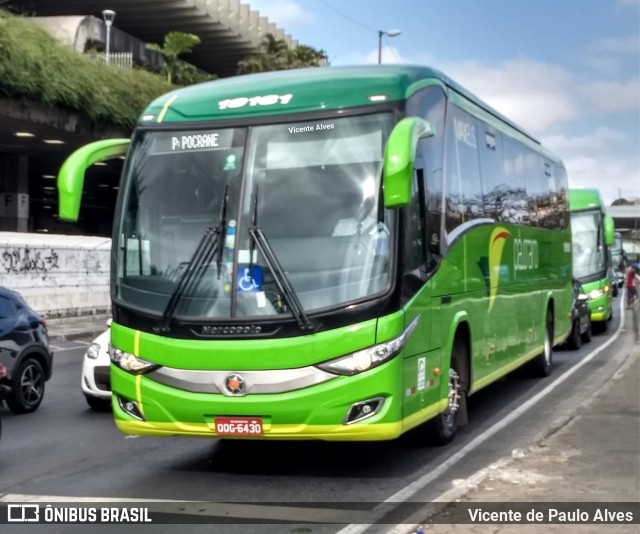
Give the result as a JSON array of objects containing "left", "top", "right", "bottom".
[
  {"left": 596, "top": 319, "right": 608, "bottom": 334},
  {"left": 427, "top": 337, "right": 466, "bottom": 445},
  {"left": 567, "top": 318, "right": 582, "bottom": 350},
  {"left": 526, "top": 309, "right": 553, "bottom": 377},
  {"left": 581, "top": 317, "right": 592, "bottom": 343}
]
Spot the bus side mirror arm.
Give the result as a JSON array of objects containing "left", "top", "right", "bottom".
[
  {"left": 57, "top": 138, "right": 130, "bottom": 222},
  {"left": 382, "top": 117, "right": 434, "bottom": 208}
]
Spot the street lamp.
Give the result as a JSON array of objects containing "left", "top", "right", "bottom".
[
  {"left": 102, "top": 9, "right": 116, "bottom": 64},
  {"left": 378, "top": 29, "right": 401, "bottom": 64}
]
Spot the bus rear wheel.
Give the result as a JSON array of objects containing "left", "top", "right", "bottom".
[{"left": 526, "top": 310, "right": 553, "bottom": 377}]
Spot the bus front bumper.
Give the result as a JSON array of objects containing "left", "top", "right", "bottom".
[{"left": 111, "top": 359, "right": 416, "bottom": 441}]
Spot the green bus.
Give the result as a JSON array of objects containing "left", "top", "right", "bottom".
[
  {"left": 58, "top": 66, "right": 572, "bottom": 444},
  {"left": 569, "top": 188, "right": 616, "bottom": 330},
  {"left": 611, "top": 231, "right": 627, "bottom": 289}
]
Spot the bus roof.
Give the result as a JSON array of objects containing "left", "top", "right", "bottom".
[
  {"left": 139, "top": 65, "right": 540, "bottom": 144},
  {"left": 569, "top": 188, "right": 605, "bottom": 212}
]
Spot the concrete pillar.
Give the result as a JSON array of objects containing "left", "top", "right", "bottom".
[{"left": 0, "top": 153, "right": 29, "bottom": 232}]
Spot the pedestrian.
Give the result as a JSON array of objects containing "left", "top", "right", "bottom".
[{"left": 626, "top": 262, "right": 639, "bottom": 309}]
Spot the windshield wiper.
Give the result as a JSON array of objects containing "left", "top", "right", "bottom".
[
  {"left": 154, "top": 188, "right": 229, "bottom": 334},
  {"left": 248, "top": 189, "right": 320, "bottom": 333},
  {"left": 154, "top": 227, "right": 219, "bottom": 334},
  {"left": 216, "top": 186, "right": 229, "bottom": 279}
]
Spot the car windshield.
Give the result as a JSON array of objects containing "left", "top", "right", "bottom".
[
  {"left": 114, "top": 112, "right": 394, "bottom": 321},
  {"left": 571, "top": 210, "right": 606, "bottom": 280}
]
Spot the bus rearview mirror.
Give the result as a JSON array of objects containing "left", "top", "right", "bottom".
[
  {"left": 58, "top": 139, "right": 130, "bottom": 222},
  {"left": 603, "top": 213, "right": 615, "bottom": 247},
  {"left": 382, "top": 117, "right": 434, "bottom": 208}
]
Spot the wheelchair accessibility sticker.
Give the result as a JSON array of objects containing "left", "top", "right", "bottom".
[{"left": 237, "top": 266, "right": 263, "bottom": 292}]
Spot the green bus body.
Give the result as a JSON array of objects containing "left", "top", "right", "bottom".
[
  {"left": 569, "top": 188, "right": 615, "bottom": 326},
  {"left": 58, "top": 66, "right": 572, "bottom": 443}
]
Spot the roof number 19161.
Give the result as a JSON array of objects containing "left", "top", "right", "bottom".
[{"left": 218, "top": 94, "right": 293, "bottom": 110}]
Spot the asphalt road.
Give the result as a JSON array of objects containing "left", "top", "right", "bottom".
[{"left": 0, "top": 297, "right": 630, "bottom": 533}]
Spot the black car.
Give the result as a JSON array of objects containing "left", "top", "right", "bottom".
[
  {"left": 0, "top": 287, "right": 53, "bottom": 413},
  {"left": 566, "top": 279, "right": 592, "bottom": 350},
  {"left": 0, "top": 363, "right": 9, "bottom": 440}
]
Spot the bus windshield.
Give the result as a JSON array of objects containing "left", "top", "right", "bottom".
[
  {"left": 571, "top": 210, "right": 606, "bottom": 280},
  {"left": 114, "top": 112, "right": 395, "bottom": 321}
]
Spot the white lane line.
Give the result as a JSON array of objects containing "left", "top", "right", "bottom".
[
  {"left": 50, "top": 341, "right": 91, "bottom": 352},
  {"left": 337, "top": 297, "right": 627, "bottom": 534}
]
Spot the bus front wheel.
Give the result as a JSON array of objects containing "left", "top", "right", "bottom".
[{"left": 427, "top": 339, "right": 466, "bottom": 445}]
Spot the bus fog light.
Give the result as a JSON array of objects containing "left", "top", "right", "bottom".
[
  {"left": 344, "top": 397, "right": 385, "bottom": 424},
  {"left": 117, "top": 395, "right": 145, "bottom": 421}
]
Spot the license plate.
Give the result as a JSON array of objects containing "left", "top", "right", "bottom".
[{"left": 214, "top": 417, "right": 263, "bottom": 436}]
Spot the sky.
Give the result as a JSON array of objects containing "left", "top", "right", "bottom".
[{"left": 250, "top": 0, "right": 640, "bottom": 206}]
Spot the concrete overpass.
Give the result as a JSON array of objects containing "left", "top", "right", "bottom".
[
  {"left": 609, "top": 203, "right": 640, "bottom": 259},
  {"left": 9, "top": 0, "right": 295, "bottom": 77},
  {"left": 0, "top": 1, "right": 295, "bottom": 236}
]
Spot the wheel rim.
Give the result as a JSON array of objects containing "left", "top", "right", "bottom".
[
  {"left": 19, "top": 363, "right": 44, "bottom": 407},
  {"left": 544, "top": 323, "right": 552, "bottom": 365},
  {"left": 443, "top": 368, "right": 461, "bottom": 428}
]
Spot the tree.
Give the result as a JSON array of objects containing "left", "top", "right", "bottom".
[
  {"left": 146, "top": 31, "right": 201, "bottom": 84},
  {"left": 288, "top": 44, "right": 327, "bottom": 69},
  {"left": 238, "top": 33, "right": 327, "bottom": 74}
]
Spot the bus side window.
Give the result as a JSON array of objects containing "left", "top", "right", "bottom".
[
  {"left": 403, "top": 165, "right": 426, "bottom": 275},
  {"left": 444, "top": 104, "right": 483, "bottom": 236},
  {"left": 500, "top": 135, "right": 531, "bottom": 224},
  {"left": 401, "top": 165, "right": 428, "bottom": 300},
  {"left": 406, "top": 86, "right": 446, "bottom": 259}
]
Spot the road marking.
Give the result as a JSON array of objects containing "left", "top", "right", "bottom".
[
  {"left": 6, "top": 303, "right": 628, "bottom": 529},
  {"left": 338, "top": 298, "right": 627, "bottom": 534},
  {"left": 50, "top": 341, "right": 91, "bottom": 352}
]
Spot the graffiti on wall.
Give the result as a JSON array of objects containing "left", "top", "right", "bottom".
[{"left": 1, "top": 247, "right": 60, "bottom": 274}]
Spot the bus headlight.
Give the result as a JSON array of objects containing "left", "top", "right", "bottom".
[
  {"left": 317, "top": 316, "right": 419, "bottom": 376},
  {"left": 589, "top": 288, "right": 605, "bottom": 300},
  {"left": 109, "top": 344, "right": 159, "bottom": 375}
]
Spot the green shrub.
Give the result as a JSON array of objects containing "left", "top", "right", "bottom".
[{"left": 0, "top": 10, "right": 174, "bottom": 130}]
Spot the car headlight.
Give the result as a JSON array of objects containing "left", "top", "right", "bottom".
[
  {"left": 317, "top": 316, "right": 419, "bottom": 376},
  {"left": 85, "top": 343, "right": 101, "bottom": 360},
  {"left": 108, "top": 343, "right": 159, "bottom": 375},
  {"left": 589, "top": 288, "right": 605, "bottom": 300}
]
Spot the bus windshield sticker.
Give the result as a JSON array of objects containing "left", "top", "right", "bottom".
[
  {"left": 417, "top": 357, "right": 426, "bottom": 390},
  {"left": 237, "top": 266, "right": 263, "bottom": 292},
  {"left": 224, "top": 154, "right": 237, "bottom": 170}
]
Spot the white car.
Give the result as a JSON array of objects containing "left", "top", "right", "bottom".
[{"left": 81, "top": 323, "right": 112, "bottom": 411}]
